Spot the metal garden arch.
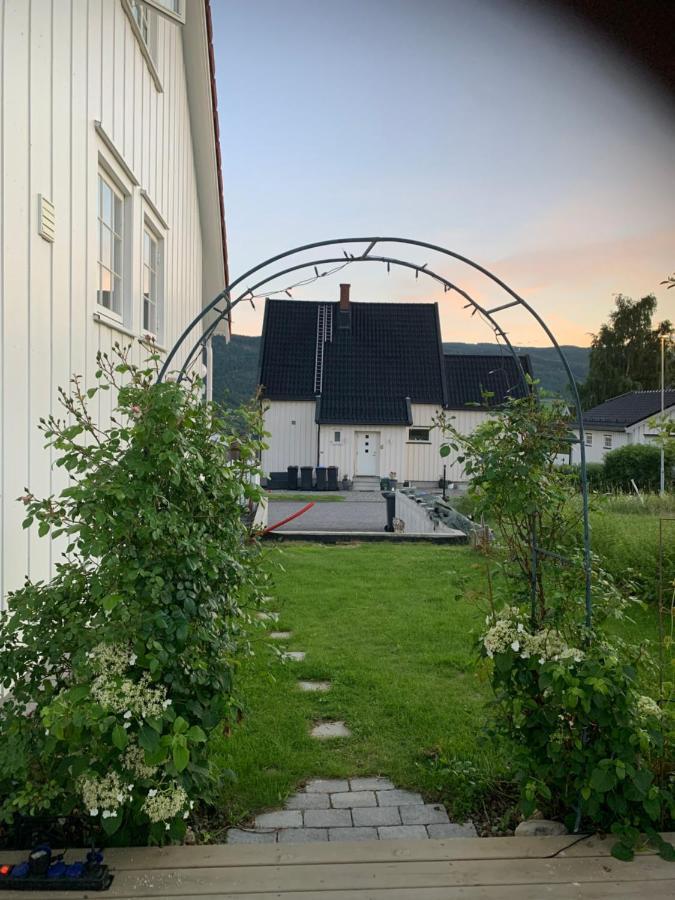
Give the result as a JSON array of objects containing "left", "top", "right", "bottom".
[{"left": 157, "top": 237, "right": 593, "bottom": 627}]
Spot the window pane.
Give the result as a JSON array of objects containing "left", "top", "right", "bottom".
[
  {"left": 99, "top": 266, "right": 112, "bottom": 309},
  {"left": 113, "top": 195, "right": 123, "bottom": 236},
  {"left": 143, "top": 264, "right": 150, "bottom": 298},
  {"left": 112, "top": 274, "right": 122, "bottom": 315},
  {"left": 113, "top": 233, "right": 122, "bottom": 278},
  {"left": 99, "top": 224, "right": 112, "bottom": 269},
  {"left": 100, "top": 178, "right": 112, "bottom": 225}
]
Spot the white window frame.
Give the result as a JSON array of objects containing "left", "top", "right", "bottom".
[
  {"left": 332, "top": 431, "right": 342, "bottom": 443},
  {"left": 408, "top": 427, "right": 431, "bottom": 443},
  {"left": 96, "top": 151, "right": 134, "bottom": 329},
  {"left": 130, "top": 0, "right": 157, "bottom": 57},
  {"left": 585, "top": 432, "right": 592, "bottom": 447},
  {"left": 143, "top": 0, "right": 185, "bottom": 23},
  {"left": 97, "top": 170, "right": 127, "bottom": 323},
  {"left": 603, "top": 434, "right": 612, "bottom": 450},
  {"left": 141, "top": 216, "right": 164, "bottom": 343}
]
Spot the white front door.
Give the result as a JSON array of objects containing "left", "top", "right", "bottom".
[{"left": 355, "top": 431, "right": 380, "bottom": 476}]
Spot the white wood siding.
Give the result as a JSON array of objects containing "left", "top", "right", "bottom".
[
  {"left": 262, "top": 402, "right": 490, "bottom": 484},
  {"left": 1, "top": 1, "right": 208, "bottom": 603}
]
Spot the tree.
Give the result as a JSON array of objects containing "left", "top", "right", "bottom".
[{"left": 580, "top": 294, "right": 673, "bottom": 409}]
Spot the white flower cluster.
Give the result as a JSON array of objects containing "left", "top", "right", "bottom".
[
  {"left": 86, "top": 642, "right": 135, "bottom": 676},
  {"left": 142, "top": 784, "right": 189, "bottom": 824},
  {"left": 482, "top": 608, "right": 584, "bottom": 665},
  {"left": 635, "top": 694, "right": 662, "bottom": 721},
  {"left": 78, "top": 771, "right": 131, "bottom": 819},
  {"left": 123, "top": 742, "right": 159, "bottom": 779},
  {"left": 92, "top": 671, "right": 170, "bottom": 720}
]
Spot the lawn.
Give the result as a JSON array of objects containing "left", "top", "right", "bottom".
[{"left": 210, "top": 542, "right": 661, "bottom": 837}]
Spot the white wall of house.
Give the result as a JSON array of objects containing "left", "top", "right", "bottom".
[
  {"left": 571, "top": 407, "right": 675, "bottom": 465},
  {"left": 1, "top": 0, "right": 223, "bottom": 603},
  {"left": 261, "top": 402, "right": 490, "bottom": 484}
]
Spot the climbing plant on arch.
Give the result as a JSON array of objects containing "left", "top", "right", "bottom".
[{"left": 158, "top": 236, "right": 593, "bottom": 626}]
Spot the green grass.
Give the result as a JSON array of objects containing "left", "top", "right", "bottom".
[
  {"left": 212, "top": 542, "right": 661, "bottom": 832},
  {"left": 266, "top": 493, "right": 345, "bottom": 503}
]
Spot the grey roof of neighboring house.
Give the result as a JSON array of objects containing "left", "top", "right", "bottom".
[{"left": 582, "top": 390, "right": 675, "bottom": 430}]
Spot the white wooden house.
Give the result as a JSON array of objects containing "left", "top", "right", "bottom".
[
  {"left": 571, "top": 390, "right": 675, "bottom": 464},
  {"left": 258, "top": 285, "right": 533, "bottom": 488},
  {"left": 0, "top": 0, "right": 228, "bottom": 602}
]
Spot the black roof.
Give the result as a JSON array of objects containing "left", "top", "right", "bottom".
[
  {"left": 443, "top": 354, "right": 533, "bottom": 409},
  {"left": 258, "top": 299, "right": 533, "bottom": 424},
  {"left": 582, "top": 390, "right": 675, "bottom": 430}
]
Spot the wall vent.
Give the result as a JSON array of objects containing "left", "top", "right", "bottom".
[{"left": 38, "top": 195, "right": 55, "bottom": 243}]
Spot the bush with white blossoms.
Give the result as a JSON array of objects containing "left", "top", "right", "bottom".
[{"left": 0, "top": 347, "right": 269, "bottom": 844}]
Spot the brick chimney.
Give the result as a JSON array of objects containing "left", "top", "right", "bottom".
[{"left": 339, "top": 283, "right": 350, "bottom": 311}]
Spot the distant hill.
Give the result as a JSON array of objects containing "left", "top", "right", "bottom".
[{"left": 213, "top": 334, "right": 590, "bottom": 409}]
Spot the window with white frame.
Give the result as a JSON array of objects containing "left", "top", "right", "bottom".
[
  {"left": 144, "top": 0, "right": 184, "bottom": 21},
  {"left": 142, "top": 223, "right": 163, "bottom": 339},
  {"left": 333, "top": 431, "right": 341, "bottom": 443},
  {"left": 585, "top": 432, "right": 592, "bottom": 447},
  {"left": 97, "top": 172, "right": 125, "bottom": 318},
  {"left": 603, "top": 434, "right": 612, "bottom": 449},
  {"left": 408, "top": 427, "right": 431, "bottom": 442},
  {"left": 130, "top": 1, "right": 157, "bottom": 57}
]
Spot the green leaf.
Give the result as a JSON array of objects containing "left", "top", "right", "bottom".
[
  {"left": 173, "top": 716, "right": 189, "bottom": 735},
  {"left": 101, "top": 813, "right": 122, "bottom": 835},
  {"left": 173, "top": 741, "right": 189, "bottom": 772},
  {"left": 187, "top": 725, "right": 207, "bottom": 743},
  {"left": 590, "top": 767, "right": 615, "bottom": 793},
  {"left": 102, "top": 593, "right": 123, "bottom": 612},
  {"left": 658, "top": 842, "right": 675, "bottom": 862},
  {"left": 139, "top": 724, "right": 161, "bottom": 753},
  {"left": 610, "top": 841, "right": 634, "bottom": 862},
  {"left": 112, "top": 724, "right": 129, "bottom": 750}
]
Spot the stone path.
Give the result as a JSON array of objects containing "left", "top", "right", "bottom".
[{"left": 227, "top": 778, "right": 477, "bottom": 844}]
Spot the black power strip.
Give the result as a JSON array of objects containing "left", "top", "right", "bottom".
[{"left": 0, "top": 846, "right": 113, "bottom": 892}]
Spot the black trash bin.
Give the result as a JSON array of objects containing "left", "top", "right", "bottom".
[
  {"left": 382, "top": 490, "right": 396, "bottom": 532},
  {"left": 287, "top": 465, "right": 298, "bottom": 490},
  {"left": 316, "top": 466, "right": 327, "bottom": 491},
  {"left": 300, "top": 466, "right": 314, "bottom": 491},
  {"left": 327, "top": 466, "right": 339, "bottom": 491}
]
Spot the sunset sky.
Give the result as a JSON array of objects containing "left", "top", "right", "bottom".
[{"left": 211, "top": 0, "right": 674, "bottom": 346}]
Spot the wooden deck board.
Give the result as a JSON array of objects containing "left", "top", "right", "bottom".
[{"left": 0, "top": 835, "right": 672, "bottom": 898}]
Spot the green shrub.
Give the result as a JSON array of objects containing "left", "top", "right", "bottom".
[
  {"left": 0, "top": 347, "right": 268, "bottom": 844},
  {"left": 604, "top": 444, "right": 673, "bottom": 492}
]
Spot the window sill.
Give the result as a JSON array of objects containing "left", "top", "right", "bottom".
[
  {"left": 93, "top": 310, "right": 137, "bottom": 340},
  {"left": 120, "top": 0, "right": 163, "bottom": 93},
  {"left": 406, "top": 441, "right": 432, "bottom": 445}
]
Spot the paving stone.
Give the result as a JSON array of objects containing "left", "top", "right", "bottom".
[
  {"left": 378, "top": 825, "right": 428, "bottom": 840},
  {"left": 303, "top": 808, "right": 352, "bottom": 828},
  {"left": 352, "top": 806, "right": 401, "bottom": 827},
  {"left": 310, "top": 721, "right": 351, "bottom": 739},
  {"left": 328, "top": 827, "right": 378, "bottom": 842},
  {"left": 427, "top": 822, "right": 478, "bottom": 838},
  {"left": 255, "top": 612, "right": 279, "bottom": 622},
  {"left": 376, "top": 789, "right": 424, "bottom": 807},
  {"left": 305, "top": 779, "right": 350, "bottom": 793},
  {"left": 399, "top": 803, "right": 450, "bottom": 826},
  {"left": 330, "top": 791, "right": 376, "bottom": 808},
  {"left": 269, "top": 631, "right": 292, "bottom": 639},
  {"left": 227, "top": 829, "right": 277, "bottom": 844},
  {"left": 349, "top": 777, "right": 395, "bottom": 792},
  {"left": 285, "top": 792, "right": 330, "bottom": 810},
  {"left": 298, "top": 680, "right": 332, "bottom": 692},
  {"left": 276, "top": 828, "right": 328, "bottom": 843},
  {"left": 254, "top": 810, "right": 303, "bottom": 830},
  {"left": 284, "top": 651, "right": 306, "bottom": 662}
]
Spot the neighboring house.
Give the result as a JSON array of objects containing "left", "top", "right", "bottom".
[
  {"left": 258, "top": 286, "right": 532, "bottom": 487},
  {"left": 0, "top": 0, "right": 228, "bottom": 601},
  {"left": 571, "top": 390, "right": 675, "bottom": 465}
]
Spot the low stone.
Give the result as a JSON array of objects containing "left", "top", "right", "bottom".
[
  {"left": 270, "top": 631, "right": 292, "bottom": 640},
  {"left": 277, "top": 828, "right": 328, "bottom": 843},
  {"left": 427, "top": 822, "right": 478, "bottom": 838},
  {"left": 255, "top": 612, "right": 279, "bottom": 622},
  {"left": 515, "top": 819, "right": 568, "bottom": 837},
  {"left": 305, "top": 779, "right": 350, "bottom": 793},
  {"left": 331, "top": 791, "right": 376, "bottom": 809},
  {"left": 352, "top": 806, "right": 401, "bottom": 827},
  {"left": 284, "top": 651, "right": 306, "bottom": 662},
  {"left": 378, "top": 825, "right": 428, "bottom": 840},
  {"left": 304, "top": 808, "right": 352, "bottom": 828},
  {"left": 254, "top": 810, "right": 303, "bottom": 830},
  {"left": 310, "top": 721, "right": 351, "bottom": 739},
  {"left": 285, "top": 792, "right": 330, "bottom": 810},
  {"left": 298, "top": 680, "right": 332, "bottom": 692},
  {"left": 399, "top": 804, "right": 450, "bottom": 826},
  {"left": 349, "top": 777, "right": 395, "bottom": 792},
  {"left": 376, "top": 789, "right": 424, "bottom": 807},
  {"left": 328, "top": 826, "right": 378, "bottom": 842},
  {"left": 227, "top": 829, "right": 277, "bottom": 844},
  {"left": 183, "top": 827, "right": 196, "bottom": 845}
]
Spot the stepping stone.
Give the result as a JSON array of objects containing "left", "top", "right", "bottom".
[
  {"left": 304, "top": 808, "right": 352, "bottom": 828},
  {"left": 254, "top": 810, "right": 302, "bottom": 830},
  {"left": 255, "top": 612, "right": 279, "bottom": 622},
  {"left": 328, "top": 826, "right": 377, "bottom": 842},
  {"left": 298, "top": 680, "right": 331, "bottom": 692},
  {"left": 352, "top": 806, "right": 401, "bottom": 827},
  {"left": 227, "top": 829, "right": 277, "bottom": 844},
  {"left": 285, "top": 792, "right": 330, "bottom": 810},
  {"left": 305, "top": 779, "right": 350, "bottom": 793},
  {"left": 283, "top": 651, "right": 306, "bottom": 662},
  {"left": 376, "top": 789, "right": 424, "bottom": 806},
  {"left": 310, "top": 721, "right": 351, "bottom": 739},
  {"left": 349, "top": 777, "right": 395, "bottom": 791},
  {"left": 428, "top": 822, "right": 478, "bottom": 838},
  {"left": 331, "top": 791, "right": 376, "bottom": 808},
  {"left": 270, "top": 631, "right": 292, "bottom": 639},
  {"left": 378, "top": 824, "right": 428, "bottom": 840},
  {"left": 277, "top": 828, "right": 328, "bottom": 843},
  {"left": 400, "top": 803, "right": 450, "bottom": 826}
]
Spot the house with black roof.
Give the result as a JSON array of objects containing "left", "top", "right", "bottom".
[
  {"left": 257, "top": 285, "right": 532, "bottom": 487},
  {"left": 571, "top": 390, "right": 675, "bottom": 465}
]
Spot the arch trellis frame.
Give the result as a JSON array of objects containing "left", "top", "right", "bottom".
[{"left": 157, "top": 236, "right": 593, "bottom": 627}]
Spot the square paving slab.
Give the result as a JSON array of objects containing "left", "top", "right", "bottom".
[{"left": 310, "top": 721, "right": 352, "bottom": 739}]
